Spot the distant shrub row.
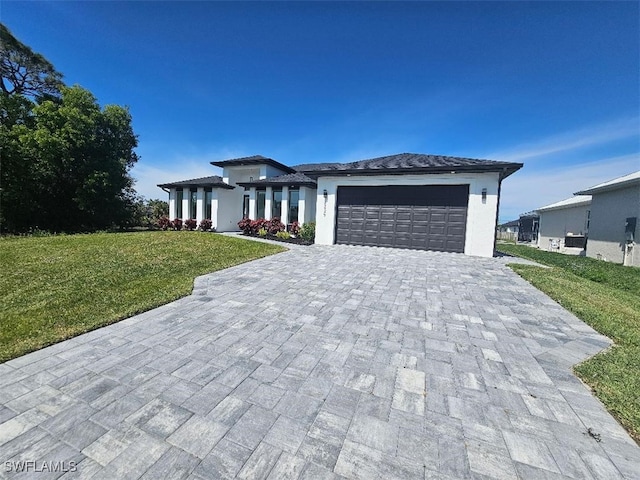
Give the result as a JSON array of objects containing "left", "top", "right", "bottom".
[{"left": 157, "top": 217, "right": 213, "bottom": 231}]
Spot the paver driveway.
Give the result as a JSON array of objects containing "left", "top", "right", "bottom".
[{"left": 1, "top": 245, "right": 639, "bottom": 479}]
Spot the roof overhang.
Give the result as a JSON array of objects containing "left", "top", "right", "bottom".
[
  {"left": 156, "top": 182, "right": 234, "bottom": 190},
  {"left": 304, "top": 163, "right": 523, "bottom": 179},
  {"left": 237, "top": 181, "right": 317, "bottom": 188},
  {"left": 575, "top": 175, "right": 640, "bottom": 195},
  {"left": 211, "top": 157, "right": 296, "bottom": 174},
  {"left": 536, "top": 196, "right": 592, "bottom": 213}
]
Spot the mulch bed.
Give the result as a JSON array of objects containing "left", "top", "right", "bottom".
[{"left": 240, "top": 233, "right": 313, "bottom": 245}]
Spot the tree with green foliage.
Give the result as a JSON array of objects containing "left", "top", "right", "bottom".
[
  {"left": 0, "top": 23, "right": 63, "bottom": 98},
  {"left": 0, "top": 25, "right": 140, "bottom": 233},
  {"left": 128, "top": 197, "right": 169, "bottom": 228},
  {"left": 148, "top": 199, "right": 169, "bottom": 220}
]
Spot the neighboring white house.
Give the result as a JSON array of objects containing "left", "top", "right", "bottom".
[
  {"left": 536, "top": 195, "right": 591, "bottom": 255},
  {"left": 498, "top": 220, "right": 519, "bottom": 234},
  {"left": 158, "top": 153, "right": 523, "bottom": 258},
  {"left": 575, "top": 171, "right": 640, "bottom": 267},
  {"left": 496, "top": 220, "right": 519, "bottom": 241}
]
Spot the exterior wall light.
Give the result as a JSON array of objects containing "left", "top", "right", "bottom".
[
  {"left": 323, "top": 189, "right": 328, "bottom": 199},
  {"left": 482, "top": 188, "right": 487, "bottom": 204}
]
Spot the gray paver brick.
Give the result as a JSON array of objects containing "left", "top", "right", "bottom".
[
  {"left": 466, "top": 439, "right": 518, "bottom": 480},
  {"left": 297, "top": 434, "right": 343, "bottom": 471},
  {"left": 237, "top": 441, "right": 282, "bottom": 480},
  {"left": 266, "top": 452, "right": 306, "bottom": 480},
  {"left": 262, "top": 415, "right": 310, "bottom": 454},
  {"left": 503, "top": 430, "right": 560, "bottom": 474},
  {"left": 347, "top": 414, "right": 398, "bottom": 455},
  {"left": 206, "top": 395, "right": 250, "bottom": 427},
  {"left": 140, "top": 446, "right": 200, "bottom": 480},
  {"left": 194, "top": 438, "right": 252, "bottom": 479},
  {"left": 274, "top": 392, "right": 323, "bottom": 424},
  {"left": 166, "top": 415, "right": 228, "bottom": 459},
  {"left": 224, "top": 405, "right": 278, "bottom": 450}
]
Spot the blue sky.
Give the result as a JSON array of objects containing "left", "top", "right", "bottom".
[{"left": 4, "top": 1, "right": 639, "bottom": 222}]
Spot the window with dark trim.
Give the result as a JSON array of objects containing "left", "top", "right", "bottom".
[
  {"left": 288, "top": 188, "right": 299, "bottom": 223},
  {"left": 176, "top": 189, "right": 183, "bottom": 218},
  {"left": 272, "top": 189, "right": 283, "bottom": 219},
  {"left": 190, "top": 188, "right": 198, "bottom": 219},
  {"left": 205, "top": 189, "right": 213, "bottom": 220},
  {"left": 256, "top": 190, "right": 266, "bottom": 219}
]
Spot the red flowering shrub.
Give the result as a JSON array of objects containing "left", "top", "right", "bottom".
[
  {"left": 238, "top": 218, "right": 285, "bottom": 235},
  {"left": 289, "top": 221, "right": 300, "bottom": 235},
  {"left": 238, "top": 218, "right": 252, "bottom": 234},
  {"left": 172, "top": 218, "right": 183, "bottom": 231},
  {"left": 157, "top": 216, "right": 171, "bottom": 230},
  {"left": 184, "top": 219, "right": 197, "bottom": 231},
  {"left": 267, "top": 217, "right": 285, "bottom": 234},
  {"left": 199, "top": 219, "right": 213, "bottom": 231},
  {"left": 250, "top": 219, "right": 267, "bottom": 234}
]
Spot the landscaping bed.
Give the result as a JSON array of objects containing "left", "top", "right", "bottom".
[
  {"left": 496, "top": 243, "right": 640, "bottom": 443},
  {"left": 240, "top": 232, "right": 313, "bottom": 245},
  {"left": 237, "top": 218, "right": 315, "bottom": 245}
]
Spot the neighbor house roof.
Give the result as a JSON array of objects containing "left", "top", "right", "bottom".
[
  {"left": 500, "top": 220, "right": 520, "bottom": 228},
  {"left": 211, "top": 155, "right": 296, "bottom": 174},
  {"left": 293, "top": 153, "right": 522, "bottom": 179},
  {"left": 574, "top": 170, "right": 640, "bottom": 195},
  {"left": 237, "top": 172, "right": 317, "bottom": 188},
  {"left": 519, "top": 211, "right": 539, "bottom": 219},
  {"left": 157, "top": 175, "right": 234, "bottom": 189},
  {"left": 536, "top": 195, "right": 592, "bottom": 213}
]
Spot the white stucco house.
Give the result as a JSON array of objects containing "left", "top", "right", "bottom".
[
  {"left": 536, "top": 195, "right": 591, "bottom": 255},
  {"left": 158, "top": 153, "right": 523, "bottom": 257},
  {"left": 575, "top": 170, "right": 640, "bottom": 267}
]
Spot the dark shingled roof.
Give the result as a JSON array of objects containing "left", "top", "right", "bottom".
[
  {"left": 237, "top": 172, "right": 317, "bottom": 188},
  {"left": 294, "top": 153, "right": 522, "bottom": 179},
  {"left": 500, "top": 220, "right": 520, "bottom": 228},
  {"left": 211, "top": 155, "right": 296, "bottom": 174},
  {"left": 157, "top": 175, "right": 234, "bottom": 189}
]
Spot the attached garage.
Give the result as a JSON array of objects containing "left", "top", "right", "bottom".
[
  {"left": 302, "top": 153, "right": 523, "bottom": 258},
  {"left": 335, "top": 185, "right": 469, "bottom": 253}
]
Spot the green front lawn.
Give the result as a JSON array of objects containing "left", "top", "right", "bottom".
[
  {"left": 497, "top": 244, "right": 640, "bottom": 442},
  {"left": 0, "top": 232, "right": 285, "bottom": 362}
]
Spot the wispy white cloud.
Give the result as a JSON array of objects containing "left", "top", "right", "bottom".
[
  {"left": 130, "top": 146, "right": 246, "bottom": 199},
  {"left": 499, "top": 153, "right": 640, "bottom": 222},
  {"left": 487, "top": 116, "right": 639, "bottom": 163}
]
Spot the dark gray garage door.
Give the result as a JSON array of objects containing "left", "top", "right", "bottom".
[{"left": 336, "top": 185, "right": 468, "bottom": 253}]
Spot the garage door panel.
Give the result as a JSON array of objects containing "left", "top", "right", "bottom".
[
  {"left": 411, "top": 224, "right": 429, "bottom": 234},
  {"left": 336, "top": 185, "right": 468, "bottom": 253},
  {"left": 394, "top": 224, "right": 412, "bottom": 234},
  {"left": 447, "top": 226, "right": 465, "bottom": 236}
]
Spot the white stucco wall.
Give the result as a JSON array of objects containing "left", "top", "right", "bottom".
[
  {"left": 313, "top": 172, "right": 501, "bottom": 257},
  {"left": 586, "top": 185, "right": 640, "bottom": 266},
  {"left": 300, "top": 187, "right": 316, "bottom": 224},
  {"left": 168, "top": 189, "right": 176, "bottom": 219},
  {"left": 538, "top": 204, "right": 590, "bottom": 253}
]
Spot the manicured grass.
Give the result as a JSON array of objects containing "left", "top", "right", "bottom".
[
  {"left": 0, "top": 232, "right": 285, "bottom": 362},
  {"left": 497, "top": 242, "right": 640, "bottom": 294},
  {"left": 497, "top": 244, "right": 640, "bottom": 442}
]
